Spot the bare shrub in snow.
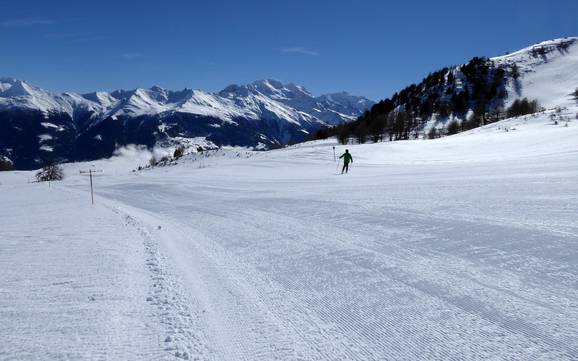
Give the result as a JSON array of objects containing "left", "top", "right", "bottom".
[
  {"left": 0, "top": 158, "right": 14, "bottom": 171},
  {"left": 36, "top": 163, "right": 64, "bottom": 182}
]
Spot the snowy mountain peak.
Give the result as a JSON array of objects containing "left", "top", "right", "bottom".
[
  {"left": 220, "top": 79, "right": 313, "bottom": 100},
  {"left": 82, "top": 91, "right": 118, "bottom": 108},
  {"left": 0, "top": 77, "right": 44, "bottom": 97},
  {"left": 218, "top": 79, "right": 374, "bottom": 125},
  {"left": 150, "top": 85, "right": 166, "bottom": 92},
  {"left": 254, "top": 79, "right": 284, "bottom": 90},
  {"left": 286, "top": 82, "right": 313, "bottom": 97}
]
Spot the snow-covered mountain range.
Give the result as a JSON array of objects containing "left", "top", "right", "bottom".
[{"left": 0, "top": 79, "right": 373, "bottom": 169}]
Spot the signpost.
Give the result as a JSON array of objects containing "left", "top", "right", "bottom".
[{"left": 79, "top": 169, "right": 103, "bottom": 205}]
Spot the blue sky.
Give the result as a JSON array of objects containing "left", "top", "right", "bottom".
[{"left": 1, "top": 0, "right": 577, "bottom": 100}]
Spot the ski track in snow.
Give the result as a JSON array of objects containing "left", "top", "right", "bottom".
[
  {"left": 2, "top": 114, "right": 578, "bottom": 360},
  {"left": 0, "top": 185, "right": 163, "bottom": 360},
  {"left": 110, "top": 207, "right": 212, "bottom": 360},
  {"left": 90, "top": 154, "right": 577, "bottom": 359}
]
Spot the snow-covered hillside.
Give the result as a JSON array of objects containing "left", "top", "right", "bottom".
[
  {"left": 347, "top": 37, "right": 578, "bottom": 141},
  {"left": 493, "top": 37, "right": 578, "bottom": 109},
  {"left": 0, "top": 78, "right": 374, "bottom": 169},
  {"left": 2, "top": 107, "right": 577, "bottom": 360}
]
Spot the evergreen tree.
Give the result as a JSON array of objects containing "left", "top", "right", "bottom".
[
  {"left": 446, "top": 120, "right": 460, "bottom": 135},
  {"left": 507, "top": 98, "right": 540, "bottom": 117},
  {"left": 511, "top": 64, "right": 520, "bottom": 79},
  {"left": 451, "top": 89, "right": 469, "bottom": 114},
  {"left": 427, "top": 127, "right": 437, "bottom": 139},
  {"left": 355, "top": 121, "right": 368, "bottom": 144},
  {"left": 437, "top": 101, "right": 451, "bottom": 118},
  {"left": 447, "top": 71, "right": 455, "bottom": 85},
  {"left": 369, "top": 114, "right": 387, "bottom": 142},
  {"left": 173, "top": 146, "right": 185, "bottom": 159},
  {"left": 337, "top": 126, "right": 350, "bottom": 145},
  {"left": 461, "top": 115, "right": 480, "bottom": 131},
  {"left": 313, "top": 127, "right": 330, "bottom": 140}
]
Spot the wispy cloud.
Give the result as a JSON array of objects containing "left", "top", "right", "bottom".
[
  {"left": 43, "top": 32, "right": 108, "bottom": 43},
  {"left": 1, "top": 19, "right": 55, "bottom": 28},
  {"left": 121, "top": 52, "right": 143, "bottom": 60},
  {"left": 280, "top": 47, "right": 319, "bottom": 56}
]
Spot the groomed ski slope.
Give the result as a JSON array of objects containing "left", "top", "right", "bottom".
[{"left": 1, "top": 109, "right": 578, "bottom": 360}]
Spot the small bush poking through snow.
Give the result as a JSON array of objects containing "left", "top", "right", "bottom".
[
  {"left": 446, "top": 120, "right": 460, "bottom": 135},
  {"left": 149, "top": 156, "right": 157, "bottom": 167},
  {"left": 173, "top": 146, "right": 185, "bottom": 159},
  {"left": 461, "top": 115, "right": 481, "bottom": 131},
  {"left": 36, "top": 163, "right": 64, "bottom": 182},
  {"left": 427, "top": 127, "right": 438, "bottom": 139},
  {"left": 0, "top": 158, "right": 13, "bottom": 171}
]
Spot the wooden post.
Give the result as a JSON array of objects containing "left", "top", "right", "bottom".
[
  {"left": 80, "top": 169, "right": 103, "bottom": 205},
  {"left": 89, "top": 170, "right": 94, "bottom": 205}
]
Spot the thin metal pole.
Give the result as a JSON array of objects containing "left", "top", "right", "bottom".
[
  {"left": 333, "top": 146, "right": 336, "bottom": 162},
  {"left": 89, "top": 170, "right": 94, "bottom": 205}
]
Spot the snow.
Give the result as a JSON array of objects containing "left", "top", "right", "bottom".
[
  {"left": 82, "top": 91, "right": 118, "bottom": 108},
  {"left": 177, "top": 90, "right": 249, "bottom": 123},
  {"left": 37, "top": 134, "right": 52, "bottom": 142},
  {"left": 2, "top": 105, "right": 577, "bottom": 360},
  {"left": 40, "top": 122, "right": 63, "bottom": 130},
  {"left": 0, "top": 78, "right": 73, "bottom": 115},
  {"left": 38, "top": 145, "right": 53, "bottom": 152},
  {"left": 492, "top": 37, "right": 578, "bottom": 109},
  {"left": 1, "top": 78, "right": 371, "bottom": 134},
  {"left": 0, "top": 185, "right": 163, "bottom": 359},
  {"left": 108, "top": 88, "right": 171, "bottom": 117},
  {"left": 220, "top": 80, "right": 375, "bottom": 126}
]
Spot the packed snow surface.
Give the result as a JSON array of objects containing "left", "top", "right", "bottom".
[{"left": 1, "top": 109, "right": 578, "bottom": 360}]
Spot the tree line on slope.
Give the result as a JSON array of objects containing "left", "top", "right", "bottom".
[{"left": 312, "top": 56, "right": 542, "bottom": 144}]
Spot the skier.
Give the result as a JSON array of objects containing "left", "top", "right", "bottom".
[{"left": 339, "top": 149, "right": 353, "bottom": 174}]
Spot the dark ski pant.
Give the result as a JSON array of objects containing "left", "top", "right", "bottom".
[{"left": 342, "top": 162, "right": 350, "bottom": 173}]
